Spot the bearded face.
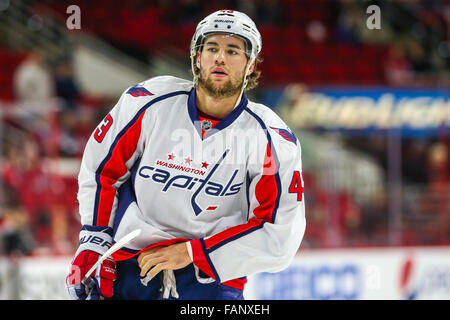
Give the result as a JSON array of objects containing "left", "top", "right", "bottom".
[
  {"left": 197, "top": 63, "right": 244, "bottom": 99},
  {"left": 195, "top": 34, "right": 252, "bottom": 99}
]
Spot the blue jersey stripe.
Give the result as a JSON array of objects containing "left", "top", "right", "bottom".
[
  {"left": 243, "top": 106, "right": 282, "bottom": 224},
  {"left": 187, "top": 88, "right": 248, "bottom": 140}
]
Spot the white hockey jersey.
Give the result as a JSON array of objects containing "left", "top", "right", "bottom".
[{"left": 77, "top": 76, "right": 306, "bottom": 287}]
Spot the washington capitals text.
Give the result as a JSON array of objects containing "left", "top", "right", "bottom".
[{"left": 138, "top": 166, "right": 243, "bottom": 197}]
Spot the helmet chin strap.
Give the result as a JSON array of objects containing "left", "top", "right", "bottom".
[
  {"left": 233, "top": 56, "right": 255, "bottom": 110},
  {"left": 190, "top": 52, "right": 199, "bottom": 87}
]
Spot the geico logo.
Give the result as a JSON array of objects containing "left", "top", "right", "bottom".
[
  {"left": 138, "top": 166, "right": 243, "bottom": 197},
  {"left": 256, "top": 265, "right": 360, "bottom": 300}
]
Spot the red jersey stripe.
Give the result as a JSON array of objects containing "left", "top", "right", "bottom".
[
  {"left": 190, "top": 239, "right": 217, "bottom": 280},
  {"left": 253, "top": 142, "right": 279, "bottom": 222},
  {"left": 204, "top": 218, "right": 264, "bottom": 250},
  {"left": 96, "top": 112, "right": 145, "bottom": 226},
  {"left": 223, "top": 278, "right": 247, "bottom": 290},
  {"left": 112, "top": 238, "right": 189, "bottom": 261}
]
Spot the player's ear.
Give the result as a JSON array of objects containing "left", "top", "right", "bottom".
[
  {"left": 196, "top": 51, "right": 201, "bottom": 69},
  {"left": 246, "top": 59, "right": 255, "bottom": 76}
]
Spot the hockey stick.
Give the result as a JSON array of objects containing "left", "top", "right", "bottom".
[{"left": 82, "top": 229, "right": 141, "bottom": 288}]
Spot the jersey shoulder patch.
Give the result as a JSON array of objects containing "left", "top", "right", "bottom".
[
  {"left": 136, "top": 76, "right": 193, "bottom": 96},
  {"left": 245, "top": 102, "right": 298, "bottom": 146},
  {"left": 269, "top": 126, "right": 297, "bottom": 144},
  {"left": 126, "top": 84, "right": 154, "bottom": 97}
]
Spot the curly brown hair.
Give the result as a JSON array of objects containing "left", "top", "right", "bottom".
[{"left": 191, "top": 55, "right": 263, "bottom": 92}]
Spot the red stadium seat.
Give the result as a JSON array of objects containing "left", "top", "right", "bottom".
[
  {"left": 326, "top": 62, "right": 348, "bottom": 84},
  {"left": 0, "top": 48, "right": 26, "bottom": 101},
  {"left": 284, "top": 43, "right": 303, "bottom": 61},
  {"left": 297, "top": 62, "right": 321, "bottom": 84},
  {"left": 18, "top": 1, "right": 389, "bottom": 87},
  {"left": 354, "top": 62, "right": 377, "bottom": 84}
]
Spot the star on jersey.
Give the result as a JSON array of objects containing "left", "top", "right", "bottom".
[{"left": 165, "top": 153, "right": 208, "bottom": 169}]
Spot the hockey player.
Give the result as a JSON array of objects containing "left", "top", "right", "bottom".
[{"left": 66, "top": 9, "right": 306, "bottom": 300}]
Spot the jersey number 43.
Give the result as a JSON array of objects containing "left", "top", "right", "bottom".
[
  {"left": 94, "top": 114, "right": 113, "bottom": 143},
  {"left": 289, "top": 171, "right": 304, "bottom": 201}
]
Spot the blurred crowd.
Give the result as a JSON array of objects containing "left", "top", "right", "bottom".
[
  {"left": 315, "top": 0, "right": 448, "bottom": 87},
  {"left": 0, "top": 0, "right": 449, "bottom": 256},
  {"left": 300, "top": 136, "right": 449, "bottom": 248},
  {"left": 58, "top": 0, "right": 448, "bottom": 87},
  {"left": 278, "top": 82, "right": 449, "bottom": 249},
  {"left": 0, "top": 48, "right": 111, "bottom": 256}
]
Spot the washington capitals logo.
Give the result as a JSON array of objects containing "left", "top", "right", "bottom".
[
  {"left": 191, "top": 149, "right": 233, "bottom": 215},
  {"left": 126, "top": 85, "right": 153, "bottom": 97},
  {"left": 139, "top": 149, "right": 243, "bottom": 216},
  {"left": 270, "top": 127, "right": 297, "bottom": 144}
]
